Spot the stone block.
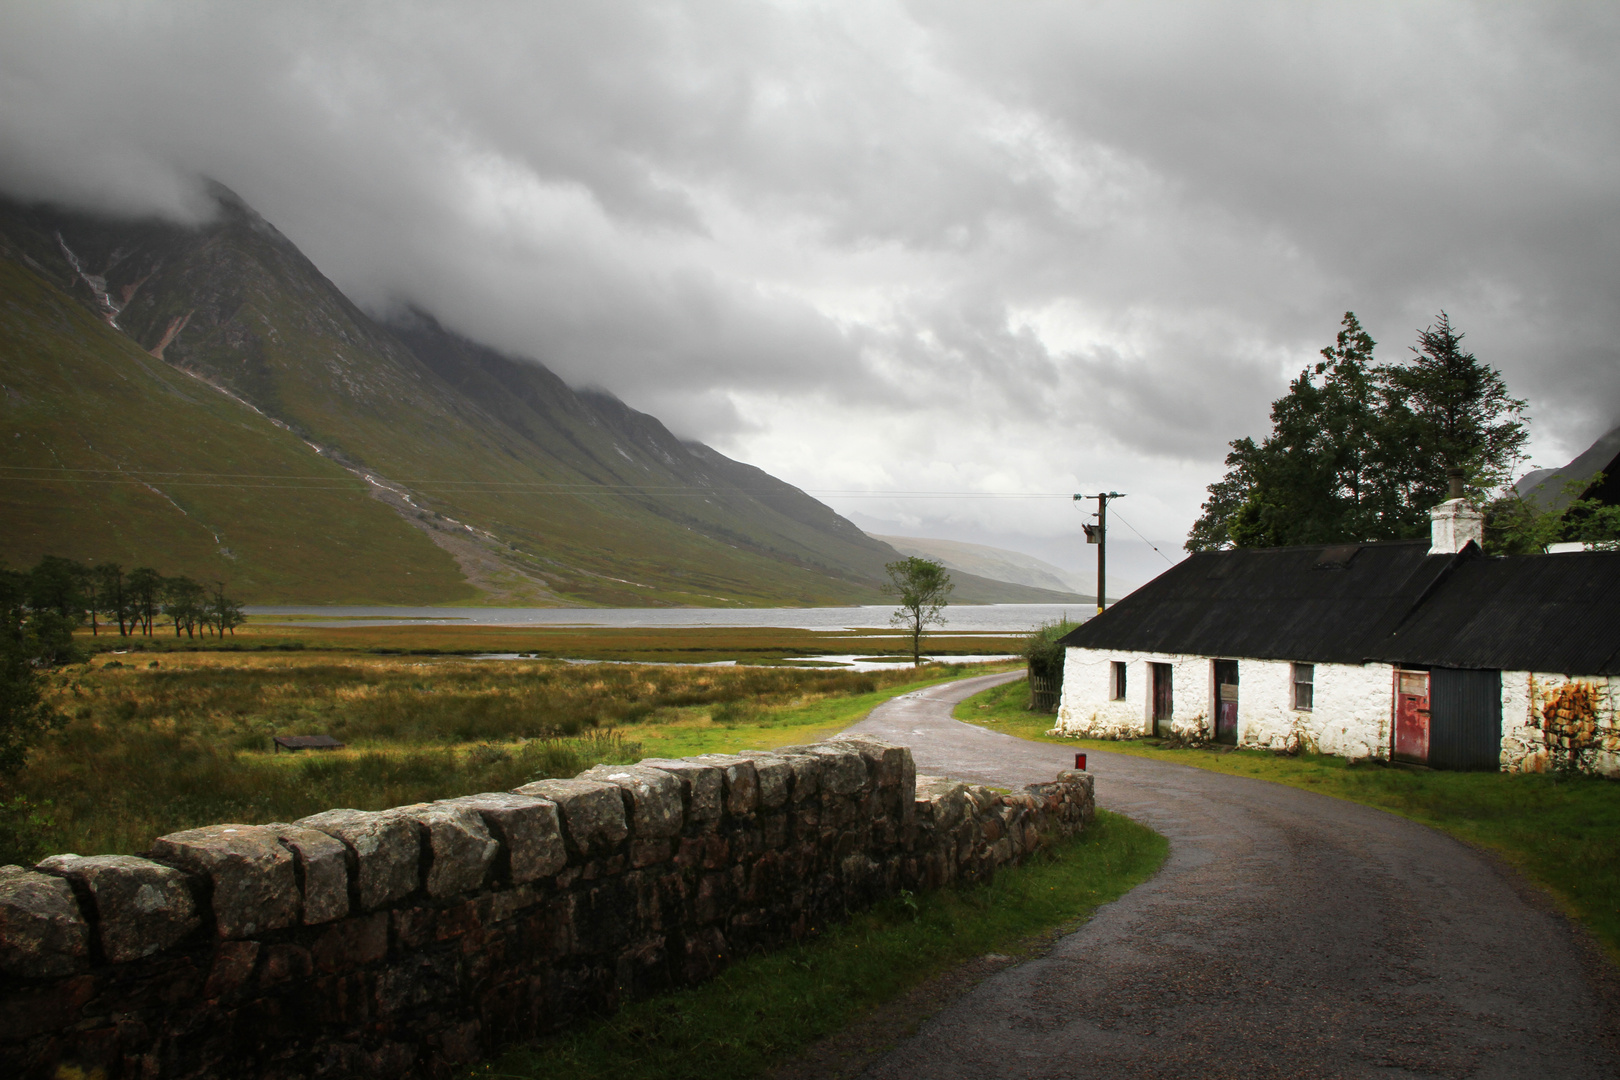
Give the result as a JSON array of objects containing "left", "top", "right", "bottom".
[
  {"left": 512, "top": 778, "right": 628, "bottom": 857},
  {"left": 438, "top": 792, "right": 566, "bottom": 884},
  {"left": 835, "top": 735, "right": 915, "bottom": 801},
  {"left": 692, "top": 754, "right": 759, "bottom": 814},
  {"left": 263, "top": 823, "right": 350, "bottom": 924},
  {"left": 805, "top": 744, "right": 869, "bottom": 795},
  {"left": 640, "top": 758, "right": 723, "bottom": 821},
  {"left": 35, "top": 854, "right": 199, "bottom": 963},
  {"left": 578, "top": 764, "right": 685, "bottom": 838},
  {"left": 769, "top": 747, "right": 824, "bottom": 801},
  {"left": 915, "top": 776, "right": 971, "bottom": 831},
  {"left": 151, "top": 823, "right": 299, "bottom": 938},
  {"left": 0, "top": 864, "right": 91, "bottom": 978},
  {"left": 742, "top": 753, "right": 793, "bottom": 809},
  {"left": 296, "top": 808, "right": 419, "bottom": 911},
  {"left": 393, "top": 803, "right": 499, "bottom": 898}
]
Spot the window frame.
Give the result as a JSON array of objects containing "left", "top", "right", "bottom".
[
  {"left": 1292, "top": 662, "right": 1315, "bottom": 711},
  {"left": 1110, "top": 661, "right": 1127, "bottom": 701}
]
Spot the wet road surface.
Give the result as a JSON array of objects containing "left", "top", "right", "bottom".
[{"left": 838, "top": 671, "right": 1619, "bottom": 1079}]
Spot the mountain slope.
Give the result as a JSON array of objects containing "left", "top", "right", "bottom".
[
  {"left": 0, "top": 248, "right": 471, "bottom": 602},
  {"left": 0, "top": 186, "right": 942, "bottom": 605}
]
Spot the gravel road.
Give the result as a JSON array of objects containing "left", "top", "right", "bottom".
[{"left": 836, "top": 670, "right": 1619, "bottom": 1079}]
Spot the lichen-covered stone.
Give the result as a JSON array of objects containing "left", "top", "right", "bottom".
[
  {"left": 0, "top": 865, "right": 90, "bottom": 978},
  {"left": 691, "top": 754, "right": 759, "bottom": 814},
  {"left": 393, "top": 804, "right": 499, "bottom": 897},
  {"left": 264, "top": 824, "right": 351, "bottom": 924},
  {"left": 511, "top": 778, "right": 627, "bottom": 856},
  {"left": 296, "top": 809, "right": 418, "bottom": 911},
  {"left": 915, "top": 776, "right": 971, "bottom": 830},
  {"left": 578, "top": 764, "right": 684, "bottom": 838},
  {"left": 34, "top": 854, "right": 198, "bottom": 963},
  {"left": 438, "top": 793, "right": 566, "bottom": 884},
  {"left": 834, "top": 736, "right": 914, "bottom": 793},
  {"left": 804, "top": 744, "right": 868, "bottom": 795},
  {"left": 151, "top": 824, "right": 299, "bottom": 938},
  {"left": 640, "top": 759, "right": 723, "bottom": 821},
  {"left": 741, "top": 754, "right": 793, "bottom": 809},
  {"left": 769, "top": 747, "right": 824, "bottom": 801}
]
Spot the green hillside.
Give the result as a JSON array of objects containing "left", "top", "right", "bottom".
[
  {"left": 0, "top": 255, "right": 471, "bottom": 603},
  {"left": 0, "top": 187, "right": 1074, "bottom": 606}
]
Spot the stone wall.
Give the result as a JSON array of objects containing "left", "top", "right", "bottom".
[{"left": 0, "top": 736, "right": 1094, "bottom": 1079}]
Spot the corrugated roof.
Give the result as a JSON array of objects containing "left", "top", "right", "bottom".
[
  {"left": 1064, "top": 538, "right": 1620, "bottom": 674},
  {"left": 1369, "top": 551, "right": 1620, "bottom": 673},
  {"left": 1061, "top": 539, "right": 1455, "bottom": 664}
]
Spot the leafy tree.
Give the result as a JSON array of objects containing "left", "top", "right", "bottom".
[
  {"left": 94, "top": 563, "right": 131, "bottom": 636},
  {"left": 163, "top": 576, "right": 206, "bottom": 638},
  {"left": 207, "top": 581, "right": 247, "bottom": 637},
  {"left": 0, "top": 564, "right": 65, "bottom": 778},
  {"left": 1485, "top": 473, "right": 1620, "bottom": 555},
  {"left": 28, "top": 556, "right": 86, "bottom": 623},
  {"left": 127, "top": 567, "right": 164, "bottom": 637},
  {"left": 1189, "top": 311, "right": 1528, "bottom": 551},
  {"left": 1022, "top": 618, "right": 1081, "bottom": 712},
  {"left": 883, "top": 557, "right": 952, "bottom": 666}
]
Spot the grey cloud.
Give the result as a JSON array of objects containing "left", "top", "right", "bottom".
[{"left": 2, "top": 0, "right": 1618, "bottom": 553}]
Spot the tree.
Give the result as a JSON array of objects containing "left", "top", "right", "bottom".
[
  {"left": 0, "top": 564, "right": 65, "bottom": 778},
  {"left": 1484, "top": 473, "right": 1620, "bottom": 555},
  {"left": 206, "top": 581, "right": 246, "bottom": 637},
  {"left": 163, "top": 576, "right": 206, "bottom": 638},
  {"left": 1188, "top": 311, "right": 1529, "bottom": 551},
  {"left": 127, "top": 567, "right": 164, "bottom": 637},
  {"left": 94, "top": 563, "right": 131, "bottom": 637},
  {"left": 883, "top": 557, "right": 952, "bottom": 666}
]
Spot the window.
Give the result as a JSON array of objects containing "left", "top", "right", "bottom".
[
  {"left": 1293, "top": 663, "right": 1314, "bottom": 711},
  {"left": 1111, "top": 661, "right": 1127, "bottom": 700}
]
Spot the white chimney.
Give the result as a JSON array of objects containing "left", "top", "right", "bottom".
[{"left": 1430, "top": 499, "right": 1484, "bottom": 554}]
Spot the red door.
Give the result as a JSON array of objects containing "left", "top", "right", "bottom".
[{"left": 1393, "top": 670, "right": 1430, "bottom": 763}]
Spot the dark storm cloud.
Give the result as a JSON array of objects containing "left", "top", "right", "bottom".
[{"left": 3, "top": 0, "right": 1618, "bottom": 554}]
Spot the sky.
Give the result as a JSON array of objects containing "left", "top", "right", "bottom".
[{"left": 3, "top": 1, "right": 1618, "bottom": 589}]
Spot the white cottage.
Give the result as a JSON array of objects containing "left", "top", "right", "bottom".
[{"left": 1054, "top": 500, "right": 1620, "bottom": 775}]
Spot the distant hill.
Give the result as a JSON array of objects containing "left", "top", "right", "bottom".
[
  {"left": 1, "top": 185, "right": 1043, "bottom": 606},
  {"left": 871, "top": 535, "right": 1098, "bottom": 605},
  {"left": 1516, "top": 424, "right": 1620, "bottom": 511}
]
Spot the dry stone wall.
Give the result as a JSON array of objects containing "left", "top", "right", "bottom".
[{"left": 0, "top": 736, "right": 1093, "bottom": 1080}]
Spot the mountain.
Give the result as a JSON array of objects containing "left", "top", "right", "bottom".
[
  {"left": 1515, "top": 424, "right": 1620, "bottom": 511},
  {"left": 0, "top": 186, "right": 1061, "bottom": 606},
  {"left": 871, "top": 535, "right": 1104, "bottom": 604}
]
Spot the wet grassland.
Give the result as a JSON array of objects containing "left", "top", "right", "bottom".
[{"left": 2, "top": 626, "right": 1019, "bottom": 864}]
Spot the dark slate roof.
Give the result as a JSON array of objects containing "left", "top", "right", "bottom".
[
  {"left": 1063, "top": 539, "right": 1620, "bottom": 674},
  {"left": 1369, "top": 550, "right": 1620, "bottom": 674},
  {"left": 1060, "top": 539, "right": 1455, "bottom": 664}
]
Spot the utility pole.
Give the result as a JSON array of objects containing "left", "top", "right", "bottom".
[{"left": 1075, "top": 492, "right": 1124, "bottom": 615}]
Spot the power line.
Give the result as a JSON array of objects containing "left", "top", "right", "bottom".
[{"left": 1110, "top": 507, "right": 1176, "bottom": 564}]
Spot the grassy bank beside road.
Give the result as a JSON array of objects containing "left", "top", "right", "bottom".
[
  {"left": 1, "top": 653, "right": 1010, "bottom": 865},
  {"left": 475, "top": 811, "right": 1166, "bottom": 1080},
  {"left": 958, "top": 676, "right": 1620, "bottom": 960}
]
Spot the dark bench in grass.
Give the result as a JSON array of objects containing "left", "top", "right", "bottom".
[{"left": 272, "top": 735, "right": 346, "bottom": 753}]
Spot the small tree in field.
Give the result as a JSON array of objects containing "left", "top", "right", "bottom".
[{"left": 883, "top": 557, "right": 953, "bottom": 667}]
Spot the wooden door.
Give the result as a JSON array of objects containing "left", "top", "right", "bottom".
[
  {"left": 1393, "top": 670, "right": 1430, "bottom": 763},
  {"left": 1429, "top": 668, "right": 1502, "bottom": 771},
  {"left": 1151, "top": 663, "right": 1173, "bottom": 734},
  {"left": 1213, "top": 659, "right": 1239, "bottom": 745}
]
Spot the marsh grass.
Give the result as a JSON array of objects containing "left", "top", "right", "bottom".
[
  {"left": 474, "top": 810, "right": 1166, "bottom": 1080},
  {"left": 958, "top": 676, "right": 1620, "bottom": 960},
  {"left": 0, "top": 655, "right": 999, "bottom": 864}
]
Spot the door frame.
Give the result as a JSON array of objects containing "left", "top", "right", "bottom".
[
  {"left": 1149, "top": 662, "right": 1174, "bottom": 736},
  {"left": 1212, "top": 658, "right": 1239, "bottom": 745}
]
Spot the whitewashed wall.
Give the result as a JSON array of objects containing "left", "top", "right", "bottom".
[
  {"left": 1501, "top": 671, "right": 1620, "bottom": 777},
  {"left": 1055, "top": 646, "right": 1394, "bottom": 761}
]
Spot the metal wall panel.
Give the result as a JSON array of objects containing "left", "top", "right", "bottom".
[{"left": 1429, "top": 668, "right": 1502, "bottom": 771}]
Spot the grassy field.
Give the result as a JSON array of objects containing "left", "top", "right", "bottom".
[
  {"left": 474, "top": 811, "right": 1166, "bottom": 1080},
  {"left": 72, "top": 620, "right": 1022, "bottom": 663},
  {"left": 958, "top": 676, "right": 1620, "bottom": 960},
  {"left": 0, "top": 647, "right": 1016, "bottom": 865}
]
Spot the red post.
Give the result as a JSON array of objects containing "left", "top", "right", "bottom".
[{"left": 1074, "top": 753, "right": 1087, "bottom": 771}]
